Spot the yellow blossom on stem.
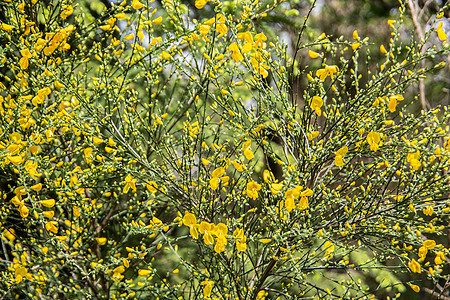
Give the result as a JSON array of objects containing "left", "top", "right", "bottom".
[
  {"left": 407, "top": 151, "right": 421, "bottom": 170},
  {"left": 299, "top": 189, "right": 313, "bottom": 210},
  {"left": 388, "top": 94, "right": 404, "bottom": 112},
  {"left": 310, "top": 96, "right": 323, "bottom": 116},
  {"left": 1, "top": 23, "right": 14, "bottom": 31},
  {"left": 182, "top": 211, "right": 198, "bottom": 239},
  {"left": 19, "top": 205, "right": 29, "bottom": 218},
  {"left": 132, "top": 0, "right": 144, "bottom": 9},
  {"left": 146, "top": 181, "right": 158, "bottom": 194},
  {"left": 195, "top": 0, "right": 208, "bottom": 9},
  {"left": 138, "top": 269, "right": 151, "bottom": 276},
  {"left": 41, "top": 199, "right": 55, "bottom": 208},
  {"left": 201, "top": 279, "right": 214, "bottom": 298},
  {"left": 246, "top": 181, "right": 262, "bottom": 200},
  {"left": 271, "top": 182, "right": 283, "bottom": 195},
  {"left": 228, "top": 43, "right": 243, "bottom": 62},
  {"left": 45, "top": 221, "right": 58, "bottom": 234},
  {"left": 123, "top": 174, "right": 137, "bottom": 194},
  {"left": 408, "top": 258, "right": 421, "bottom": 273},
  {"left": 309, "top": 50, "right": 321, "bottom": 58},
  {"left": 316, "top": 65, "right": 338, "bottom": 81},
  {"left": 236, "top": 236, "right": 247, "bottom": 251},
  {"left": 199, "top": 25, "right": 210, "bottom": 36},
  {"left": 199, "top": 222, "right": 215, "bottom": 245},
  {"left": 410, "top": 284, "right": 420, "bottom": 292},
  {"left": 96, "top": 237, "right": 107, "bottom": 245},
  {"left": 242, "top": 139, "right": 254, "bottom": 160},
  {"left": 284, "top": 186, "right": 301, "bottom": 212},
  {"left": 366, "top": 131, "right": 381, "bottom": 151},
  {"left": 335, "top": 146, "right": 348, "bottom": 167},
  {"left": 437, "top": 22, "right": 447, "bottom": 41},
  {"left": 422, "top": 239, "right": 436, "bottom": 249},
  {"left": 263, "top": 170, "right": 273, "bottom": 183}
]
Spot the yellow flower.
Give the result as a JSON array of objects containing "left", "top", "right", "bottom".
[
  {"left": 43, "top": 211, "right": 54, "bottom": 218},
  {"left": 31, "top": 183, "right": 42, "bottom": 191},
  {"left": 1, "top": 23, "right": 14, "bottom": 31},
  {"left": 418, "top": 246, "right": 427, "bottom": 260},
  {"left": 407, "top": 151, "right": 421, "bottom": 170},
  {"left": 2, "top": 228, "right": 15, "bottom": 242},
  {"left": 422, "top": 239, "right": 436, "bottom": 249},
  {"left": 323, "top": 241, "right": 335, "bottom": 255},
  {"left": 201, "top": 279, "right": 214, "bottom": 298},
  {"left": 93, "top": 136, "right": 103, "bottom": 144},
  {"left": 153, "top": 16, "right": 163, "bottom": 25},
  {"left": 45, "top": 221, "right": 58, "bottom": 234},
  {"left": 233, "top": 228, "right": 244, "bottom": 239},
  {"left": 236, "top": 239, "right": 247, "bottom": 251},
  {"left": 138, "top": 269, "right": 151, "bottom": 276},
  {"left": 19, "top": 205, "right": 29, "bottom": 218},
  {"left": 380, "top": 44, "right": 387, "bottom": 54},
  {"left": 123, "top": 174, "right": 137, "bottom": 194},
  {"left": 308, "top": 50, "right": 321, "bottom": 58},
  {"left": 132, "top": 0, "right": 144, "bottom": 9},
  {"left": 242, "top": 139, "right": 254, "bottom": 160},
  {"left": 214, "top": 236, "right": 226, "bottom": 253},
  {"left": 270, "top": 182, "right": 283, "bottom": 195},
  {"left": 408, "top": 258, "right": 421, "bottom": 273},
  {"left": 435, "top": 252, "right": 445, "bottom": 265},
  {"left": 437, "top": 21, "right": 447, "bottom": 41},
  {"left": 285, "top": 196, "right": 295, "bottom": 213},
  {"left": 228, "top": 43, "right": 243, "bottom": 62},
  {"left": 61, "top": 5, "right": 73, "bottom": 20},
  {"left": 366, "top": 131, "right": 381, "bottom": 151},
  {"left": 299, "top": 189, "right": 313, "bottom": 210},
  {"left": 232, "top": 160, "right": 244, "bottom": 172},
  {"left": 183, "top": 211, "right": 198, "bottom": 239},
  {"left": 19, "top": 56, "right": 29, "bottom": 70},
  {"left": 211, "top": 166, "right": 225, "bottom": 178},
  {"left": 263, "top": 170, "right": 273, "bottom": 183},
  {"left": 335, "top": 146, "right": 348, "bottom": 167},
  {"left": 246, "top": 181, "right": 262, "bottom": 200},
  {"left": 199, "top": 222, "right": 215, "bottom": 245},
  {"left": 310, "top": 96, "right": 323, "bottom": 116},
  {"left": 216, "top": 23, "right": 227, "bottom": 38},
  {"left": 209, "top": 177, "right": 220, "bottom": 190},
  {"left": 113, "top": 266, "right": 125, "bottom": 274},
  {"left": 388, "top": 94, "right": 404, "bottom": 112},
  {"left": 41, "top": 199, "right": 55, "bottom": 208},
  {"left": 316, "top": 65, "right": 338, "bottom": 81},
  {"left": 182, "top": 211, "right": 196, "bottom": 226},
  {"left": 410, "top": 284, "right": 420, "bottom": 292},
  {"left": 161, "top": 51, "right": 171, "bottom": 60},
  {"left": 146, "top": 181, "right": 158, "bottom": 194},
  {"left": 96, "top": 237, "right": 107, "bottom": 245},
  {"left": 351, "top": 42, "right": 360, "bottom": 50},
  {"left": 214, "top": 223, "right": 228, "bottom": 237},
  {"left": 199, "top": 25, "right": 210, "bottom": 36},
  {"left": 84, "top": 147, "right": 94, "bottom": 164},
  {"left": 195, "top": 0, "right": 208, "bottom": 9}
]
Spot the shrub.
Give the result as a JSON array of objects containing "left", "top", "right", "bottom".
[{"left": 0, "top": 0, "right": 449, "bottom": 298}]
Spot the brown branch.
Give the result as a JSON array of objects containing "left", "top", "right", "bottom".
[
  {"left": 423, "top": 287, "right": 450, "bottom": 300},
  {"left": 249, "top": 248, "right": 281, "bottom": 300},
  {"left": 408, "top": 0, "right": 428, "bottom": 111}
]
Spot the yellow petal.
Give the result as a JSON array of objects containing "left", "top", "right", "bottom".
[{"left": 308, "top": 50, "right": 321, "bottom": 58}]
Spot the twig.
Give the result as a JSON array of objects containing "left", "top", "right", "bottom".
[{"left": 408, "top": 0, "right": 428, "bottom": 111}]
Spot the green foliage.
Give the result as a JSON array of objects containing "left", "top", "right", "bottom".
[{"left": 0, "top": 0, "right": 449, "bottom": 299}]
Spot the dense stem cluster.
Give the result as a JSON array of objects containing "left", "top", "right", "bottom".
[{"left": 0, "top": 0, "right": 449, "bottom": 299}]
